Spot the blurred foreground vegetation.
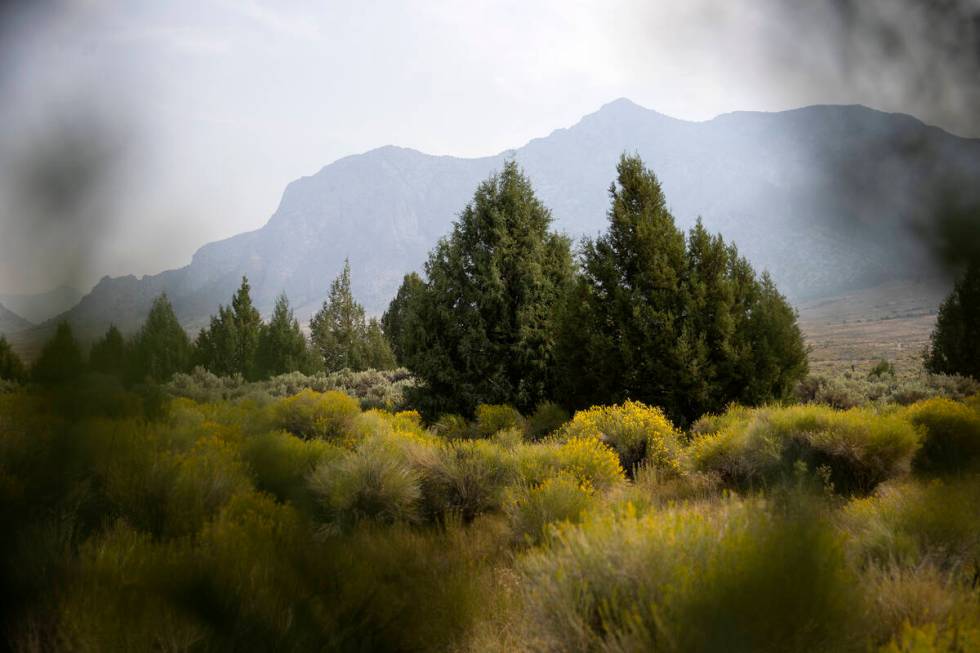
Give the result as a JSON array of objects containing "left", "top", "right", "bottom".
[{"left": 2, "top": 375, "right": 979, "bottom": 652}]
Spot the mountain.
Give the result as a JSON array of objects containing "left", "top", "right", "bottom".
[
  {"left": 32, "top": 100, "right": 980, "bottom": 341},
  {"left": 0, "top": 303, "right": 33, "bottom": 337},
  {"left": 0, "top": 286, "right": 83, "bottom": 324}
]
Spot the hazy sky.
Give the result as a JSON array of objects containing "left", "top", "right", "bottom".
[{"left": 1, "top": 0, "right": 978, "bottom": 295}]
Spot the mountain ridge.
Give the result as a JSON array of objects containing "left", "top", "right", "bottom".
[{"left": 20, "top": 100, "right": 980, "bottom": 346}]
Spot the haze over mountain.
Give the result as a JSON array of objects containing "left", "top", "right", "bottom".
[
  {"left": 0, "top": 286, "right": 83, "bottom": 325},
  {"left": 31, "top": 99, "right": 980, "bottom": 342},
  {"left": 0, "top": 303, "right": 32, "bottom": 337}
]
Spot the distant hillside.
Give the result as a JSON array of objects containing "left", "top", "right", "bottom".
[
  {"left": 0, "top": 286, "right": 83, "bottom": 324},
  {"left": 30, "top": 100, "right": 980, "bottom": 342},
  {"left": 0, "top": 303, "right": 33, "bottom": 337}
]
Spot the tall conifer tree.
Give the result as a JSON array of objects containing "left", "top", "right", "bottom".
[
  {"left": 391, "top": 161, "right": 574, "bottom": 416},
  {"left": 130, "top": 295, "right": 192, "bottom": 382},
  {"left": 256, "top": 294, "right": 314, "bottom": 377}
]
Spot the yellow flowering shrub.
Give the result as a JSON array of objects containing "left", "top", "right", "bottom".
[
  {"left": 691, "top": 404, "right": 922, "bottom": 494},
  {"left": 558, "top": 400, "right": 682, "bottom": 474},
  {"left": 900, "top": 397, "right": 980, "bottom": 473},
  {"left": 272, "top": 389, "right": 360, "bottom": 440}
]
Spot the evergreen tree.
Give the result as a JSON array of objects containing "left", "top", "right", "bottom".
[
  {"left": 741, "top": 273, "right": 809, "bottom": 403},
  {"left": 310, "top": 260, "right": 369, "bottom": 372},
  {"left": 32, "top": 322, "right": 85, "bottom": 385},
  {"left": 0, "top": 336, "right": 27, "bottom": 382},
  {"left": 195, "top": 277, "right": 264, "bottom": 379},
  {"left": 392, "top": 161, "right": 574, "bottom": 416},
  {"left": 362, "top": 318, "right": 396, "bottom": 370},
  {"left": 130, "top": 295, "right": 192, "bottom": 382},
  {"left": 89, "top": 324, "right": 128, "bottom": 377},
  {"left": 230, "top": 276, "right": 262, "bottom": 379},
  {"left": 256, "top": 294, "right": 314, "bottom": 378},
  {"left": 557, "top": 153, "right": 688, "bottom": 417},
  {"left": 195, "top": 305, "right": 239, "bottom": 376},
  {"left": 382, "top": 272, "right": 425, "bottom": 364},
  {"left": 926, "top": 258, "right": 980, "bottom": 379},
  {"left": 557, "top": 154, "right": 807, "bottom": 424}
]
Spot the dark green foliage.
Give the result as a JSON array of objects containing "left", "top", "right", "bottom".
[
  {"left": 0, "top": 336, "right": 26, "bottom": 382},
  {"left": 392, "top": 161, "right": 574, "bottom": 417},
  {"left": 525, "top": 401, "right": 570, "bottom": 440},
  {"left": 89, "top": 324, "right": 128, "bottom": 377},
  {"left": 382, "top": 271, "right": 425, "bottom": 364},
  {"left": 195, "top": 277, "right": 263, "bottom": 379},
  {"left": 32, "top": 322, "right": 85, "bottom": 384},
  {"left": 926, "top": 258, "right": 980, "bottom": 379},
  {"left": 310, "top": 260, "right": 395, "bottom": 372},
  {"left": 556, "top": 154, "right": 808, "bottom": 424},
  {"left": 255, "top": 294, "right": 315, "bottom": 378},
  {"left": 363, "top": 318, "right": 397, "bottom": 370},
  {"left": 129, "top": 295, "right": 192, "bottom": 383}
]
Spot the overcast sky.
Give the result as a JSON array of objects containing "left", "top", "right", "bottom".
[{"left": 1, "top": 0, "right": 978, "bottom": 295}]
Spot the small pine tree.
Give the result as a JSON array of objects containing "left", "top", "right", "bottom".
[
  {"left": 195, "top": 305, "right": 239, "bottom": 377},
  {"left": 926, "top": 259, "right": 980, "bottom": 379},
  {"left": 32, "top": 322, "right": 85, "bottom": 385},
  {"left": 362, "top": 318, "right": 396, "bottom": 370},
  {"left": 195, "top": 277, "right": 264, "bottom": 379},
  {"left": 310, "top": 260, "right": 369, "bottom": 372},
  {"left": 130, "top": 295, "right": 192, "bottom": 382},
  {"left": 230, "top": 276, "right": 262, "bottom": 379},
  {"left": 256, "top": 294, "right": 315, "bottom": 378},
  {"left": 0, "top": 336, "right": 27, "bottom": 382},
  {"left": 89, "top": 324, "right": 128, "bottom": 377},
  {"left": 382, "top": 272, "right": 425, "bottom": 364}
]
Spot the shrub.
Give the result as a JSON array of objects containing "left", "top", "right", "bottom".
[
  {"left": 243, "top": 430, "right": 345, "bottom": 511},
  {"left": 524, "top": 401, "right": 569, "bottom": 440},
  {"left": 690, "top": 404, "right": 922, "bottom": 494},
  {"left": 901, "top": 398, "right": 980, "bottom": 474},
  {"left": 507, "top": 474, "right": 594, "bottom": 545},
  {"left": 308, "top": 447, "right": 422, "bottom": 531},
  {"left": 474, "top": 404, "right": 524, "bottom": 438},
  {"left": 432, "top": 413, "right": 473, "bottom": 440},
  {"left": 557, "top": 400, "right": 682, "bottom": 475},
  {"left": 518, "top": 499, "right": 862, "bottom": 652},
  {"left": 272, "top": 389, "right": 360, "bottom": 440},
  {"left": 418, "top": 439, "right": 518, "bottom": 522},
  {"left": 869, "top": 359, "right": 897, "bottom": 379},
  {"left": 842, "top": 476, "right": 980, "bottom": 571},
  {"left": 553, "top": 436, "right": 626, "bottom": 491}
]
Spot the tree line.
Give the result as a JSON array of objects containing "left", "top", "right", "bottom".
[
  {"left": 4, "top": 152, "right": 974, "bottom": 424},
  {"left": 0, "top": 260, "right": 394, "bottom": 387},
  {"left": 384, "top": 155, "right": 809, "bottom": 425}
]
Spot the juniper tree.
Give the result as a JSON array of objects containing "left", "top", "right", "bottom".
[
  {"left": 32, "top": 322, "right": 85, "bottom": 385},
  {"left": 926, "top": 258, "right": 980, "bottom": 379},
  {"left": 0, "top": 336, "right": 27, "bottom": 382},
  {"left": 557, "top": 154, "right": 807, "bottom": 424},
  {"left": 256, "top": 294, "right": 315, "bottom": 378},
  {"left": 363, "top": 318, "right": 396, "bottom": 370},
  {"left": 557, "top": 153, "right": 688, "bottom": 417},
  {"left": 392, "top": 161, "right": 574, "bottom": 416},
  {"left": 195, "top": 277, "right": 263, "bottom": 379},
  {"left": 382, "top": 272, "right": 425, "bottom": 365},
  {"left": 310, "top": 260, "right": 369, "bottom": 372},
  {"left": 130, "top": 295, "right": 192, "bottom": 382},
  {"left": 89, "top": 324, "right": 128, "bottom": 377}
]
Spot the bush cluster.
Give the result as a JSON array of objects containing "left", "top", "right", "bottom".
[{"left": 3, "top": 386, "right": 980, "bottom": 651}]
